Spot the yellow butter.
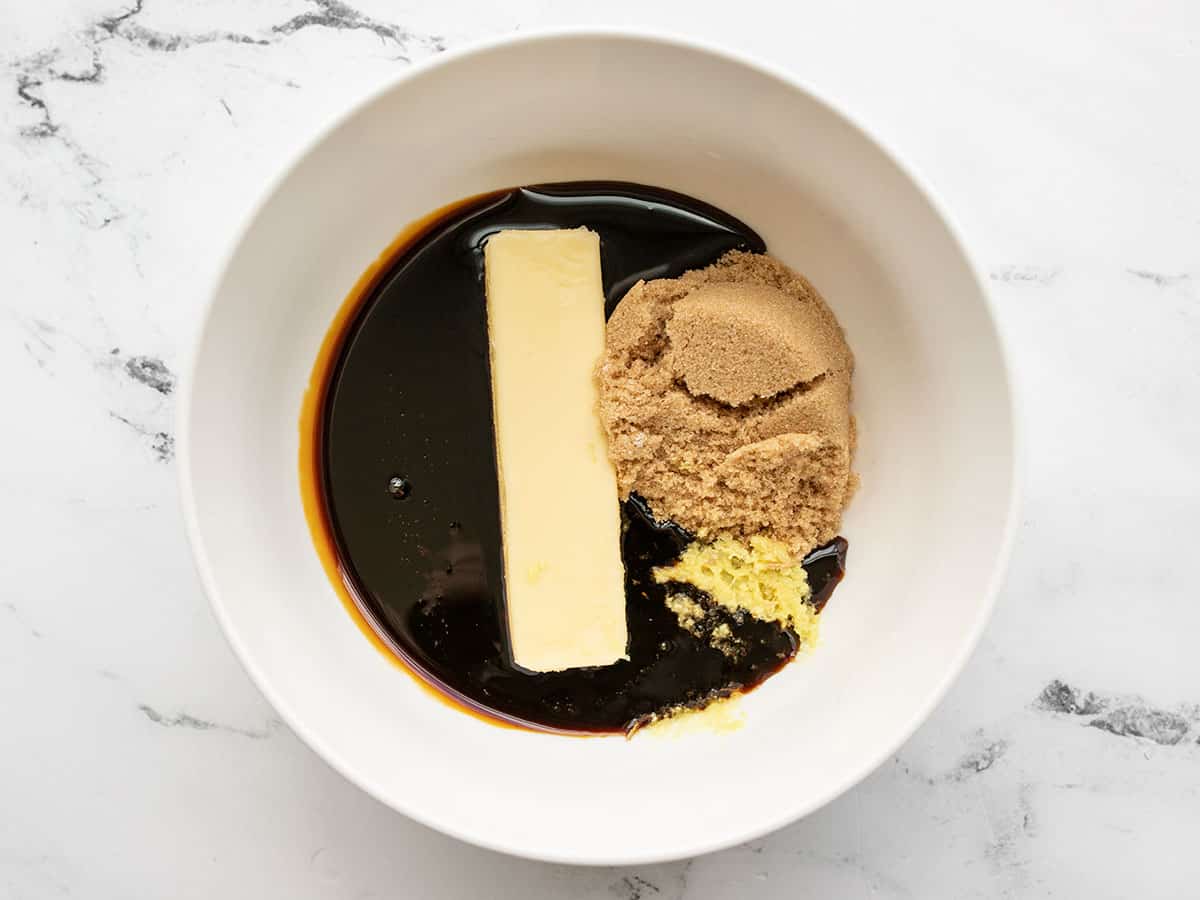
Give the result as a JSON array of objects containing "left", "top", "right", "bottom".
[{"left": 484, "top": 229, "right": 628, "bottom": 671}]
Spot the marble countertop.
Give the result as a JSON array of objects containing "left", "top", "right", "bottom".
[{"left": 3, "top": 1, "right": 1198, "bottom": 897}]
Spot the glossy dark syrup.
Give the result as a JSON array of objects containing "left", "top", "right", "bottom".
[{"left": 318, "top": 182, "right": 847, "bottom": 733}]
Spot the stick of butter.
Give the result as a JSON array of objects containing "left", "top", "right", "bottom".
[{"left": 484, "top": 228, "right": 628, "bottom": 672}]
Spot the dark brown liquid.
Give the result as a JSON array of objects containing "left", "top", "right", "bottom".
[{"left": 318, "top": 182, "right": 847, "bottom": 733}]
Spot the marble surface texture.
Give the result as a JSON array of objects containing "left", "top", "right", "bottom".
[{"left": 3, "top": 1, "right": 1198, "bottom": 897}]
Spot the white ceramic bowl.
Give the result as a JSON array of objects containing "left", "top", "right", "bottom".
[{"left": 180, "top": 31, "right": 1017, "bottom": 865}]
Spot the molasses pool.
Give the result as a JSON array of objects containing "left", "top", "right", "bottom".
[{"left": 300, "top": 182, "right": 847, "bottom": 734}]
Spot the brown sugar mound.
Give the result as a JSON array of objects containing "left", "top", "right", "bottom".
[{"left": 598, "top": 251, "right": 855, "bottom": 555}]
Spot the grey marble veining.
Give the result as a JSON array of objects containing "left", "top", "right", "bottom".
[{"left": 3, "top": 1, "right": 1199, "bottom": 897}]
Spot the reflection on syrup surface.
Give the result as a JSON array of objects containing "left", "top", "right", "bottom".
[{"left": 302, "top": 182, "right": 847, "bottom": 733}]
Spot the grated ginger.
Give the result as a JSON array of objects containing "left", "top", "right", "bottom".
[{"left": 653, "top": 535, "right": 819, "bottom": 645}]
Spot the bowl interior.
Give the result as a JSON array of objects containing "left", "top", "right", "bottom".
[{"left": 183, "top": 33, "right": 1014, "bottom": 864}]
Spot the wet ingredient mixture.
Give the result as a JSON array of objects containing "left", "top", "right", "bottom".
[{"left": 304, "top": 182, "right": 849, "bottom": 734}]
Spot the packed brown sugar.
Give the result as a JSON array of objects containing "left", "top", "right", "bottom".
[{"left": 598, "top": 250, "right": 856, "bottom": 557}]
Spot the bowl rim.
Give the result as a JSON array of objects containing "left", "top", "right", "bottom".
[{"left": 176, "top": 26, "right": 1023, "bottom": 866}]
